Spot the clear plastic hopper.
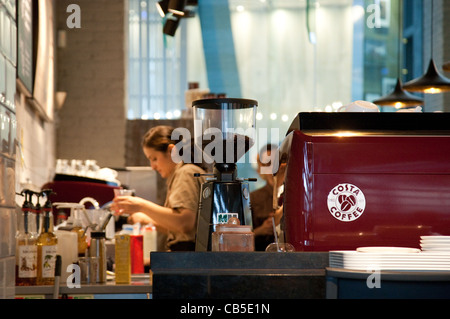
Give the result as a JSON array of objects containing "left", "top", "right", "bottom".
[{"left": 192, "top": 98, "right": 257, "bottom": 164}]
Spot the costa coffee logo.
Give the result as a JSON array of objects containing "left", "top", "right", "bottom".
[{"left": 327, "top": 183, "right": 366, "bottom": 222}]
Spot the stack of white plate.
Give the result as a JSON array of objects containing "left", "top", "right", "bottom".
[
  {"left": 420, "top": 236, "right": 450, "bottom": 253},
  {"left": 329, "top": 246, "right": 450, "bottom": 271}
]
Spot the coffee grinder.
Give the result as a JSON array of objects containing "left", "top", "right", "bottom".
[{"left": 193, "top": 98, "right": 258, "bottom": 251}]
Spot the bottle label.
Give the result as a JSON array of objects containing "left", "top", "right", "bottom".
[
  {"left": 18, "top": 245, "right": 38, "bottom": 278},
  {"left": 40, "top": 245, "right": 57, "bottom": 278}
]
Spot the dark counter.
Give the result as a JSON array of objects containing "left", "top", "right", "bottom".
[
  {"left": 326, "top": 267, "right": 450, "bottom": 299},
  {"left": 150, "top": 252, "right": 328, "bottom": 299}
]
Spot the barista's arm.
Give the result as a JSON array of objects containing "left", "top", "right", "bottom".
[{"left": 113, "top": 196, "right": 196, "bottom": 234}]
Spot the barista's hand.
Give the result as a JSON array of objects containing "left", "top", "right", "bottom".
[
  {"left": 253, "top": 217, "right": 274, "bottom": 236},
  {"left": 112, "top": 196, "right": 149, "bottom": 215},
  {"left": 127, "top": 212, "right": 154, "bottom": 225},
  {"left": 273, "top": 205, "right": 283, "bottom": 225}
]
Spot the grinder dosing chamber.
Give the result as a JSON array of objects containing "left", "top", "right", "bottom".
[{"left": 193, "top": 98, "right": 258, "bottom": 251}]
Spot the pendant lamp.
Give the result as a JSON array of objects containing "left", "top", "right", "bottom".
[
  {"left": 372, "top": 0, "right": 423, "bottom": 108},
  {"left": 403, "top": 59, "right": 450, "bottom": 93},
  {"left": 403, "top": 0, "right": 450, "bottom": 94},
  {"left": 168, "top": 0, "right": 186, "bottom": 16},
  {"left": 163, "top": 15, "right": 180, "bottom": 36},
  {"left": 373, "top": 78, "right": 423, "bottom": 108},
  {"left": 156, "top": 0, "right": 169, "bottom": 17}
]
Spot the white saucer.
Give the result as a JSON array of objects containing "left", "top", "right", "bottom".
[{"left": 356, "top": 246, "right": 421, "bottom": 253}]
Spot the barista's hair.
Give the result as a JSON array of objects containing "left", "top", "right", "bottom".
[
  {"left": 142, "top": 125, "right": 208, "bottom": 170},
  {"left": 141, "top": 125, "right": 176, "bottom": 152}
]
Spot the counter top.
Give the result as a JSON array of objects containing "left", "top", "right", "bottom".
[
  {"left": 325, "top": 267, "right": 450, "bottom": 299},
  {"left": 15, "top": 275, "right": 152, "bottom": 298},
  {"left": 150, "top": 252, "right": 329, "bottom": 299}
]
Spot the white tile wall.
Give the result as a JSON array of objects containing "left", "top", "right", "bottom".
[{"left": 0, "top": 0, "right": 16, "bottom": 299}]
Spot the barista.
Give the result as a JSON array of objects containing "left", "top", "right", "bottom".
[
  {"left": 112, "top": 126, "right": 206, "bottom": 251},
  {"left": 251, "top": 144, "right": 285, "bottom": 251}
]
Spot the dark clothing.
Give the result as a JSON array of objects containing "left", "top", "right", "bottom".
[
  {"left": 168, "top": 241, "right": 195, "bottom": 251},
  {"left": 250, "top": 184, "right": 275, "bottom": 251}
]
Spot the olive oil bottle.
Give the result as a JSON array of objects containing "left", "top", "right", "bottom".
[
  {"left": 15, "top": 190, "right": 38, "bottom": 286},
  {"left": 37, "top": 190, "right": 58, "bottom": 285}
]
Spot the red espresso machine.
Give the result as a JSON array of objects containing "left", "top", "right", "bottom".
[{"left": 280, "top": 112, "right": 450, "bottom": 251}]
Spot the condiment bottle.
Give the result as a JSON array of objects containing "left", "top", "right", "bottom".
[
  {"left": 71, "top": 205, "right": 88, "bottom": 257},
  {"left": 89, "top": 231, "right": 106, "bottom": 283},
  {"left": 115, "top": 234, "right": 131, "bottom": 284},
  {"left": 37, "top": 190, "right": 58, "bottom": 285},
  {"left": 143, "top": 224, "right": 157, "bottom": 263},
  {"left": 15, "top": 190, "right": 38, "bottom": 286},
  {"left": 130, "top": 234, "right": 144, "bottom": 274}
]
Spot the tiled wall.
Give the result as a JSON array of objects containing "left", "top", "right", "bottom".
[{"left": 0, "top": 0, "right": 17, "bottom": 299}]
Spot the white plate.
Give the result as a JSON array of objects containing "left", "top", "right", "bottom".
[
  {"left": 421, "top": 236, "right": 450, "bottom": 241},
  {"left": 420, "top": 243, "right": 450, "bottom": 249},
  {"left": 356, "top": 246, "right": 421, "bottom": 253}
]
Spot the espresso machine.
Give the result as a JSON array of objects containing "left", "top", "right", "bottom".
[
  {"left": 193, "top": 98, "right": 258, "bottom": 251},
  {"left": 280, "top": 112, "right": 450, "bottom": 251}
]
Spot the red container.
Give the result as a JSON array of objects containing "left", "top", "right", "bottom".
[
  {"left": 130, "top": 235, "right": 144, "bottom": 274},
  {"left": 280, "top": 113, "right": 450, "bottom": 251}
]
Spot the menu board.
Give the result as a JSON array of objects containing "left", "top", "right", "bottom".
[
  {"left": 17, "top": 0, "right": 33, "bottom": 95},
  {"left": 33, "top": 0, "right": 54, "bottom": 121}
]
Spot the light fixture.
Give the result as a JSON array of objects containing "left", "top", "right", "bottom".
[
  {"left": 403, "top": 59, "right": 450, "bottom": 93},
  {"left": 159, "top": 0, "right": 197, "bottom": 36},
  {"left": 168, "top": 0, "right": 186, "bottom": 16},
  {"left": 373, "top": 0, "right": 423, "bottom": 108},
  {"left": 373, "top": 78, "right": 423, "bottom": 108},
  {"left": 403, "top": 0, "right": 450, "bottom": 94},
  {"left": 156, "top": 0, "right": 169, "bottom": 17},
  {"left": 163, "top": 15, "right": 180, "bottom": 36}
]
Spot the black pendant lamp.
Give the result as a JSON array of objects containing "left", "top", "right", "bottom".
[
  {"left": 403, "top": 59, "right": 450, "bottom": 93},
  {"left": 373, "top": 78, "right": 423, "bottom": 108},
  {"left": 373, "top": 0, "right": 423, "bottom": 108},
  {"left": 163, "top": 15, "right": 180, "bottom": 36},
  {"left": 156, "top": 0, "right": 169, "bottom": 17},
  {"left": 168, "top": 0, "right": 186, "bottom": 16},
  {"left": 403, "top": 0, "right": 450, "bottom": 94}
]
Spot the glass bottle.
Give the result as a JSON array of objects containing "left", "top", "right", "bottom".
[
  {"left": 71, "top": 205, "right": 88, "bottom": 257},
  {"left": 15, "top": 191, "right": 38, "bottom": 286},
  {"left": 32, "top": 192, "right": 42, "bottom": 237},
  {"left": 37, "top": 190, "right": 58, "bottom": 285}
]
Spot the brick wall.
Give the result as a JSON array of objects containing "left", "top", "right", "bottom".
[{"left": 55, "top": 0, "right": 126, "bottom": 168}]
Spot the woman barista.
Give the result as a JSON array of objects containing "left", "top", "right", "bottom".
[{"left": 112, "top": 125, "right": 206, "bottom": 251}]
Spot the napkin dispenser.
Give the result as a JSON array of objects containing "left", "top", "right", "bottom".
[{"left": 280, "top": 112, "right": 450, "bottom": 251}]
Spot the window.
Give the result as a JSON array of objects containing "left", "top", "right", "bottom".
[{"left": 127, "top": 0, "right": 186, "bottom": 120}]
